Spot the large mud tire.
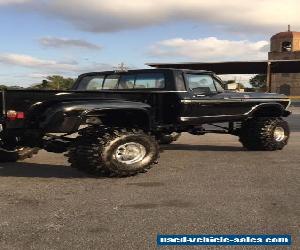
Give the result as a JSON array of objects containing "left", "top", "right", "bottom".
[
  {"left": 239, "top": 117, "right": 289, "bottom": 151},
  {"left": 67, "top": 128, "right": 159, "bottom": 177}
]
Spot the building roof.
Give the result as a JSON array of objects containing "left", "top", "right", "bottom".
[
  {"left": 271, "top": 31, "right": 300, "bottom": 39},
  {"left": 146, "top": 60, "right": 300, "bottom": 74}
]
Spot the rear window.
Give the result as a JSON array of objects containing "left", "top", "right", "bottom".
[
  {"left": 119, "top": 73, "right": 165, "bottom": 89},
  {"left": 103, "top": 75, "right": 119, "bottom": 89},
  {"left": 119, "top": 75, "right": 135, "bottom": 89},
  {"left": 134, "top": 73, "right": 165, "bottom": 89},
  {"left": 76, "top": 72, "right": 165, "bottom": 90}
]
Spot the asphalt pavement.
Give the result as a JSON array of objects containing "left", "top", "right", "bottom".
[
  {"left": 291, "top": 100, "right": 300, "bottom": 107},
  {"left": 0, "top": 111, "right": 299, "bottom": 250}
]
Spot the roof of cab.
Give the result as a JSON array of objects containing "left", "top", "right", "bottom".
[{"left": 78, "top": 68, "right": 213, "bottom": 78}]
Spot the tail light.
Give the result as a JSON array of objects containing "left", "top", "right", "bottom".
[{"left": 6, "top": 110, "right": 25, "bottom": 121}]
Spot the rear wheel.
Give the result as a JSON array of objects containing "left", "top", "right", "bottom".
[
  {"left": 67, "top": 128, "right": 159, "bottom": 177},
  {"left": 239, "top": 117, "right": 289, "bottom": 151},
  {"left": 0, "top": 147, "right": 39, "bottom": 162}
]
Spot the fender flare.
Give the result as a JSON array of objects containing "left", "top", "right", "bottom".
[
  {"left": 81, "top": 107, "right": 153, "bottom": 130},
  {"left": 245, "top": 103, "right": 290, "bottom": 117}
]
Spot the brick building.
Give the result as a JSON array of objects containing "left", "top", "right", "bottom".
[{"left": 268, "top": 28, "right": 300, "bottom": 95}]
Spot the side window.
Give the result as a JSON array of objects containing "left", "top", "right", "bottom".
[
  {"left": 119, "top": 75, "right": 135, "bottom": 89},
  {"left": 103, "top": 75, "right": 119, "bottom": 89},
  {"left": 134, "top": 73, "right": 165, "bottom": 89},
  {"left": 85, "top": 76, "right": 104, "bottom": 90},
  {"left": 175, "top": 72, "right": 186, "bottom": 91},
  {"left": 186, "top": 74, "right": 216, "bottom": 93}
]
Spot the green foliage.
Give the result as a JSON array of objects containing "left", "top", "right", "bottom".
[
  {"left": 249, "top": 74, "right": 267, "bottom": 90},
  {"left": 0, "top": 85, "right": 23, "bottom": 90},
  {"left": 32, "top": 75, "right": 75, "bottom": 90},
  {"left": 0, "top": 75, "right": 75, "bottom": 90}
]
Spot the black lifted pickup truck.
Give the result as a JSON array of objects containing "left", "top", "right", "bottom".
[{"left": 0, "top": 69, "right": 291, "bottom": 177}]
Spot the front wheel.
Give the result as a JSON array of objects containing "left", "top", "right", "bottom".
[
  {"left": 239, "top": 117, "right": 289, "bottom": 151},
  {"left": 67, "top": 128, "right": 159, "bottom": 177}
]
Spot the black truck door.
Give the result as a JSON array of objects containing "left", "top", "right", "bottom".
[{"left": 181, "top": 74, "right": 244, "bottom": 121}]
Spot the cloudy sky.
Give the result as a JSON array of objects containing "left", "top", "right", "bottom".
[{"left": 0, "top": 0, "right": 299, "bottom": 86}]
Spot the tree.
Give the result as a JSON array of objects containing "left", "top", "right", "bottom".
[
  {"left": 249, "top": 74, "right": 267, "bottom": 90},
  {"left": 0, "top": 85, "right": 23, "bottom": 90},
  {"left": 32, "top": 75, "right": 75, "bottom": 90}
]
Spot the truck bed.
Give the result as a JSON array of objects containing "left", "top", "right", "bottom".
[
  {"left": 1, "top": 89, "right": 115, "bottom": 130},
  {"left": 1, "top": 89, "right": 135, "bottom": 115}
]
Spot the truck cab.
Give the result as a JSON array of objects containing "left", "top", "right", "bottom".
[{"left": 72, "top": 69, "right": 290, "bottom": 127}]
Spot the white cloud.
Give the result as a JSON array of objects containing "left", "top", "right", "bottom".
[
  {"left": 0, "top": 53, "right": 116, "bottom": 84},
  {"left": 0, "top": 53, "right": 78, "bottom": 71},
  {"left": 39, "top": 37, "right": 102, "bottom": 50},
  {"left": 0, "top": 53, "right": 119, "bottom": 72},
  {"left": 27, "top": 73, "right": 48, "bottom": 79},
  {"left": 148, "top": 37, "right": 269, "bottom": 61},
  {"left": 0, "top": 0, "right": 30, "bottom": 5},
  {"left": 12, "top": 0, "right": 300, "bottom": 33}
]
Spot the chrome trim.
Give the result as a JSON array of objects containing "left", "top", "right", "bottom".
[
  {"left": 181, "top": 98, "right": 290, "bottom": 104},
  {"left": 181, "top": 99, "right": 290, "bottom": 104},
  {"left": 76, "top": 90, "right": 188, "bottom": 93},
  {"left": 55, "top": 92, "right": 72, "bottom": 96},
  {"left": 181, "top": 99, "right": 242, "bottom": 103},
  {"left": 180, "top": 115, "right": 237, "bottom": 121},
  {"left": 244, "top": 104, "right": 260, "bottom": 115},
  {"left": 239, "top": 98, "right": 290, "bottom": 102},
  {"left": 286, "top": 99, "right": 292, "bottom": 109}
]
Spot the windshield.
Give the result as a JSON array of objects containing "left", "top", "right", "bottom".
[{"left": 185, "top": 74, "right": 224, "bottom": 94}]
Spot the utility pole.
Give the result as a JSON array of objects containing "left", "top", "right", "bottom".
[{"left": 266, "top": 61, "right": 272, "bottom": 92}]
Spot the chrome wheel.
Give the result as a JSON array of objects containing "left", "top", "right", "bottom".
[
  {"left": 273, "top": 126, "right": 285, "bottom": 142},
  {"left": 115, "top": 142, "right": 146, "bottom": 164}
]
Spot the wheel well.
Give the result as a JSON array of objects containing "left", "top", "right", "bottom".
[
  {"left": 84, "top": 109, "right": 151, "bottom": 130},
  {"left": 250, "top": 105, "right": 284, "bottom": 117}
]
